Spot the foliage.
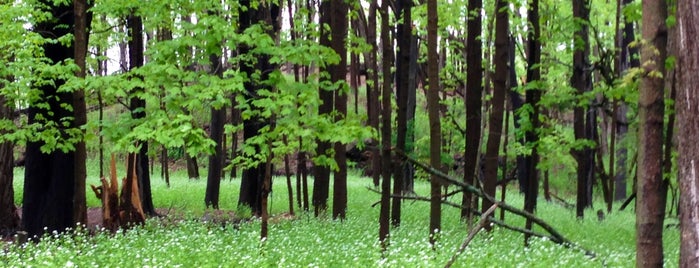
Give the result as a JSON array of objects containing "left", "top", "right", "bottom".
[{"left": 6, "top": 171, "right": 680, "bottom": 267}]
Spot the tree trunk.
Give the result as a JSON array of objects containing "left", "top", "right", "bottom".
[
  {"left": 127, "top": 13, "right": 156, "bottom": 216},
  {"left": 0, "top": 93, "right": 18, "bottom": 232},
  {"left": 23, "top": 0, "right": 76, "bottom": 239},
  {"left": 461, "top": 0, "right": 483, "bottom": 219},
  {"left": 677, "top": 1, "right": 699, "bottom": 264},
  {"left": 72, "top": 0, "right": 90, "bottom": 226},
  {"left": 367, "top": 2, "right": 381, "bottom": 188},
  {"left": 331, "top": 0, "right": 348, "bottom": 221},
  {"left": 426, "top": 0, "right": 441, "bottom": 245},
  {"left": 572, "top": 0, "right": 593, "bottom": 218},
  {"left": 205, "top": 52, "right": 225, "bottom": 209},
  {"left": 636, "top": 0, "right": 668, "bottom": 265},
  {"left": 523, "top": 0, "right": 542, "bottom": 246},
  {"left": 482, "top": 0, "right": 508, "bottom": 227},
  {"left": 313, "top": 0, "right": 333, "bottom": 216},
  {"left": 378, "top": 0, "right": 393, "bottom": 246}
]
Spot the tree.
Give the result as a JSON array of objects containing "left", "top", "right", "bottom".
[
  {"left": 313, "top": 0, "right": 334, "bottom": 216},
  {"left": 461, "top": 0, "right": 484, "bottom": 219},
  {"left": 677, "top": 0, "right": 699, "bottom": 265},
  {"left": 330, "top": 0, "right": 349, "bottom": 221},
  {"left": 23, "top": 0, "right": 78, "bottom": 238},
  {"left": 126, "top": 12, "right": 157, "bottom": 216},
  {"left": 205, "top": 53, "right": 225, "bottom": 209},
  {"left": 636, "top": 0, "right": 668, "bottom": 265},
  {"left": 0, "top": 93, "right": 17, "bottom": 232},
  {"left": 523, "top": 0, "right": 542, "bottom": 245},
  {"left": 572, "top": 0, "right": 593, "bottom": 218},
  {"left": 237, "top": 0, "right": 279, "bottom": 216},
  {"left": 72, "top": 0, "right": 91, "bottom": 226},
  {"left": 482, "top": 0, "right": 508, "bottom": 225},
  {"left": 378, "top": 0, "right": 393, "bottom": 246},
  {"left": 427, "top": 0, "right": 442, "bottom": 245}
]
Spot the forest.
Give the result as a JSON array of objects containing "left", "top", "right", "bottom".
[{"left": 0, "top": 0, "right": 698, "bottom": 266}]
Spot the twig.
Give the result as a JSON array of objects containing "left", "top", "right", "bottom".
[{"left": 445, "top": 204, "right": 498, "bottom": 268}]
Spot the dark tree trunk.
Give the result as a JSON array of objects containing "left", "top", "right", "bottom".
[
  {"left": 313, "top": 0, "right": 333, "bottom": 217},
  {"left": 330, "top": 0, "right": 348, "bottom": 221},
  {"left": 0, "top": 94, "right": 18, "bottom": 232},
  {"left": 427, "top": 0, "right": 441, "bottom": 246},
  {"left": 378, "top": 0, "right": 393, "bottom": 246},
  {"left": 677, "top": 1, "right": 699, "bottom": 264},
  {"left": 392, "top": 0, "right": 412, "bottom": 227},
  {"left": 237, "top": 0, "right": 278, "bottom": 216},
  {"left": 482, "top": 0, "right": 508, "bottom": 227},
  {"left": 572, "top": 0, "right": 593, "bottom": 218},
  {"left": 186, "top": 153, "right": 200, "bottom": 179},
  {"left": 523, "top": 0, "right": 542, "bottom": 246},
  {"left": 367, "top": 2, "right": 381, "bottom": 188},
  {"left": 461, "top": 0, "right": 483, "bottom": 219},
  {"left": 205, "top": 54, "right": 225, "bottom": 209},
  {"left": 72, "top": 0, "right": 91, "bottom": 226},
  {"left": 614, "top": 0, "right": 639, "bottom": 201},
  {"left": 23, "top": 0, "right": 76, "bottom": 239},
  {"left": 127, "top": 13, "right": 156, "bottom": 216},
  {"left": 636, "top": 0, "right": 668, "bottom": 265}
]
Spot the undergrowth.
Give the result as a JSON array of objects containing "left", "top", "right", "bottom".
[{"left": 6, "top": 165, "right": 679, "bottom": 267}]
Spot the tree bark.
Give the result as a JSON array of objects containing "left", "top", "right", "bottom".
[
  {"left": 23, "top": 0, "right": 76, "bottom": 239},
  {"left": 524, "top": 0, "right": 542, "bottom": 246},
  {"left": 482, "top": 0, "right": 508, "bottom": 228},
  {"left": 205, "top": 51, "right": 225, "bottom": 209},
  {"left": 677, "top": 0, "right": 699, "bottom": 265},
  {"left": 127, "top": 13, "right": 156, "bottom": 216},
  {"left": 331, "top": 0, "right": 348, "bottom": 221},
  {"left": 427, "top": 0, "right": 442, "bottom": 245},
  {"left": 367, "top": 1, "right": 381, "bottom": 188},
  {"left": 378, "top": 0, "right": 393, "bottom": 246},
  {"left": 0, "top": 94, "right": 18, "bottom": 232},
  {"left": 462, "top": 0, "right": 484, "bottom": 219},
  {"left": 636, "top": 0, "right": 668, "bottom": 265},
  {"left": 313, "top": 0, "right": 333, "bottom": 216},
  {"left": 72, "top": 0, "right": 90, "bottom": 226},
  {"left": 572, "top": 0, "right": 593, "bottom": 218}
]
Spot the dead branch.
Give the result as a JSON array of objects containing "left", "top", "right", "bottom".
[{"left": 445, "top": 204, "right": 498, "bottom": 268}]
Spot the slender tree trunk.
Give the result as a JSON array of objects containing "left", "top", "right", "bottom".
[
  {"left": 378, "top": 0, "right": 393, "bottom": 246},
  {"left": 482, "top": 0, "right": 509, "bottom": 227},
  {"left": 331, "top": 0, "right": 348, "bottom": 221},
  {"left": 205, "top": 54, "right": 225, "bottom": 209},
  {"left": 313, "top": 0, "right": 333, "bottom": 216},
  {"left": 367, "top": 2, "right": 381, "bottom": 188},
  {"left": 572, "top": 0, "right": 593, "bottom": 218},
  {"left": 427, "top": 0, "right": 442, "bottom": 245},
  {"left": 636, "top": 0, "right": 668, "bottom": 265},
  {"left": 72, "top": 0, "right": 90, "bottom": 226},
  {"left": 523, "top": 0, "right": 542, "bottom": 246},
  {"left": 462, "top": 0, "right": 483, "bottom": 219},
  {"left": 677, "top": 1, "right": 699, "bottom": 264}
]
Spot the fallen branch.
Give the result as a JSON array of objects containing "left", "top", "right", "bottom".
[
  {"left": 394, "top": 149, "right": 596, "bottom": 257},
  {"left": 445, "top": 204, "right": 498, "bottom": 268}
]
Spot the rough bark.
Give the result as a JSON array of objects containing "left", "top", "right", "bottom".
[
  {"left": 427, "top": 0, "right": 442, "bottom": 245},
  {"left": 367, "top": 1, "right": 381, "bottom": 188},
  {"left": 23, "top": 0, "right": 76, "bottom": 239},
  {"left": 678, "top": 0, "right": 699, "bottom": 264},
  {"left": 636, "top": 0, "right": 668, "bottom": 265},
  {"left": 462, "top": 0, "right": 484, "bottom": 219}
]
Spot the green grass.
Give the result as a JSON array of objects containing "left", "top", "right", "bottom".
[{"left": 6, "top": 165, "right": 680, "bottom": 267}]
